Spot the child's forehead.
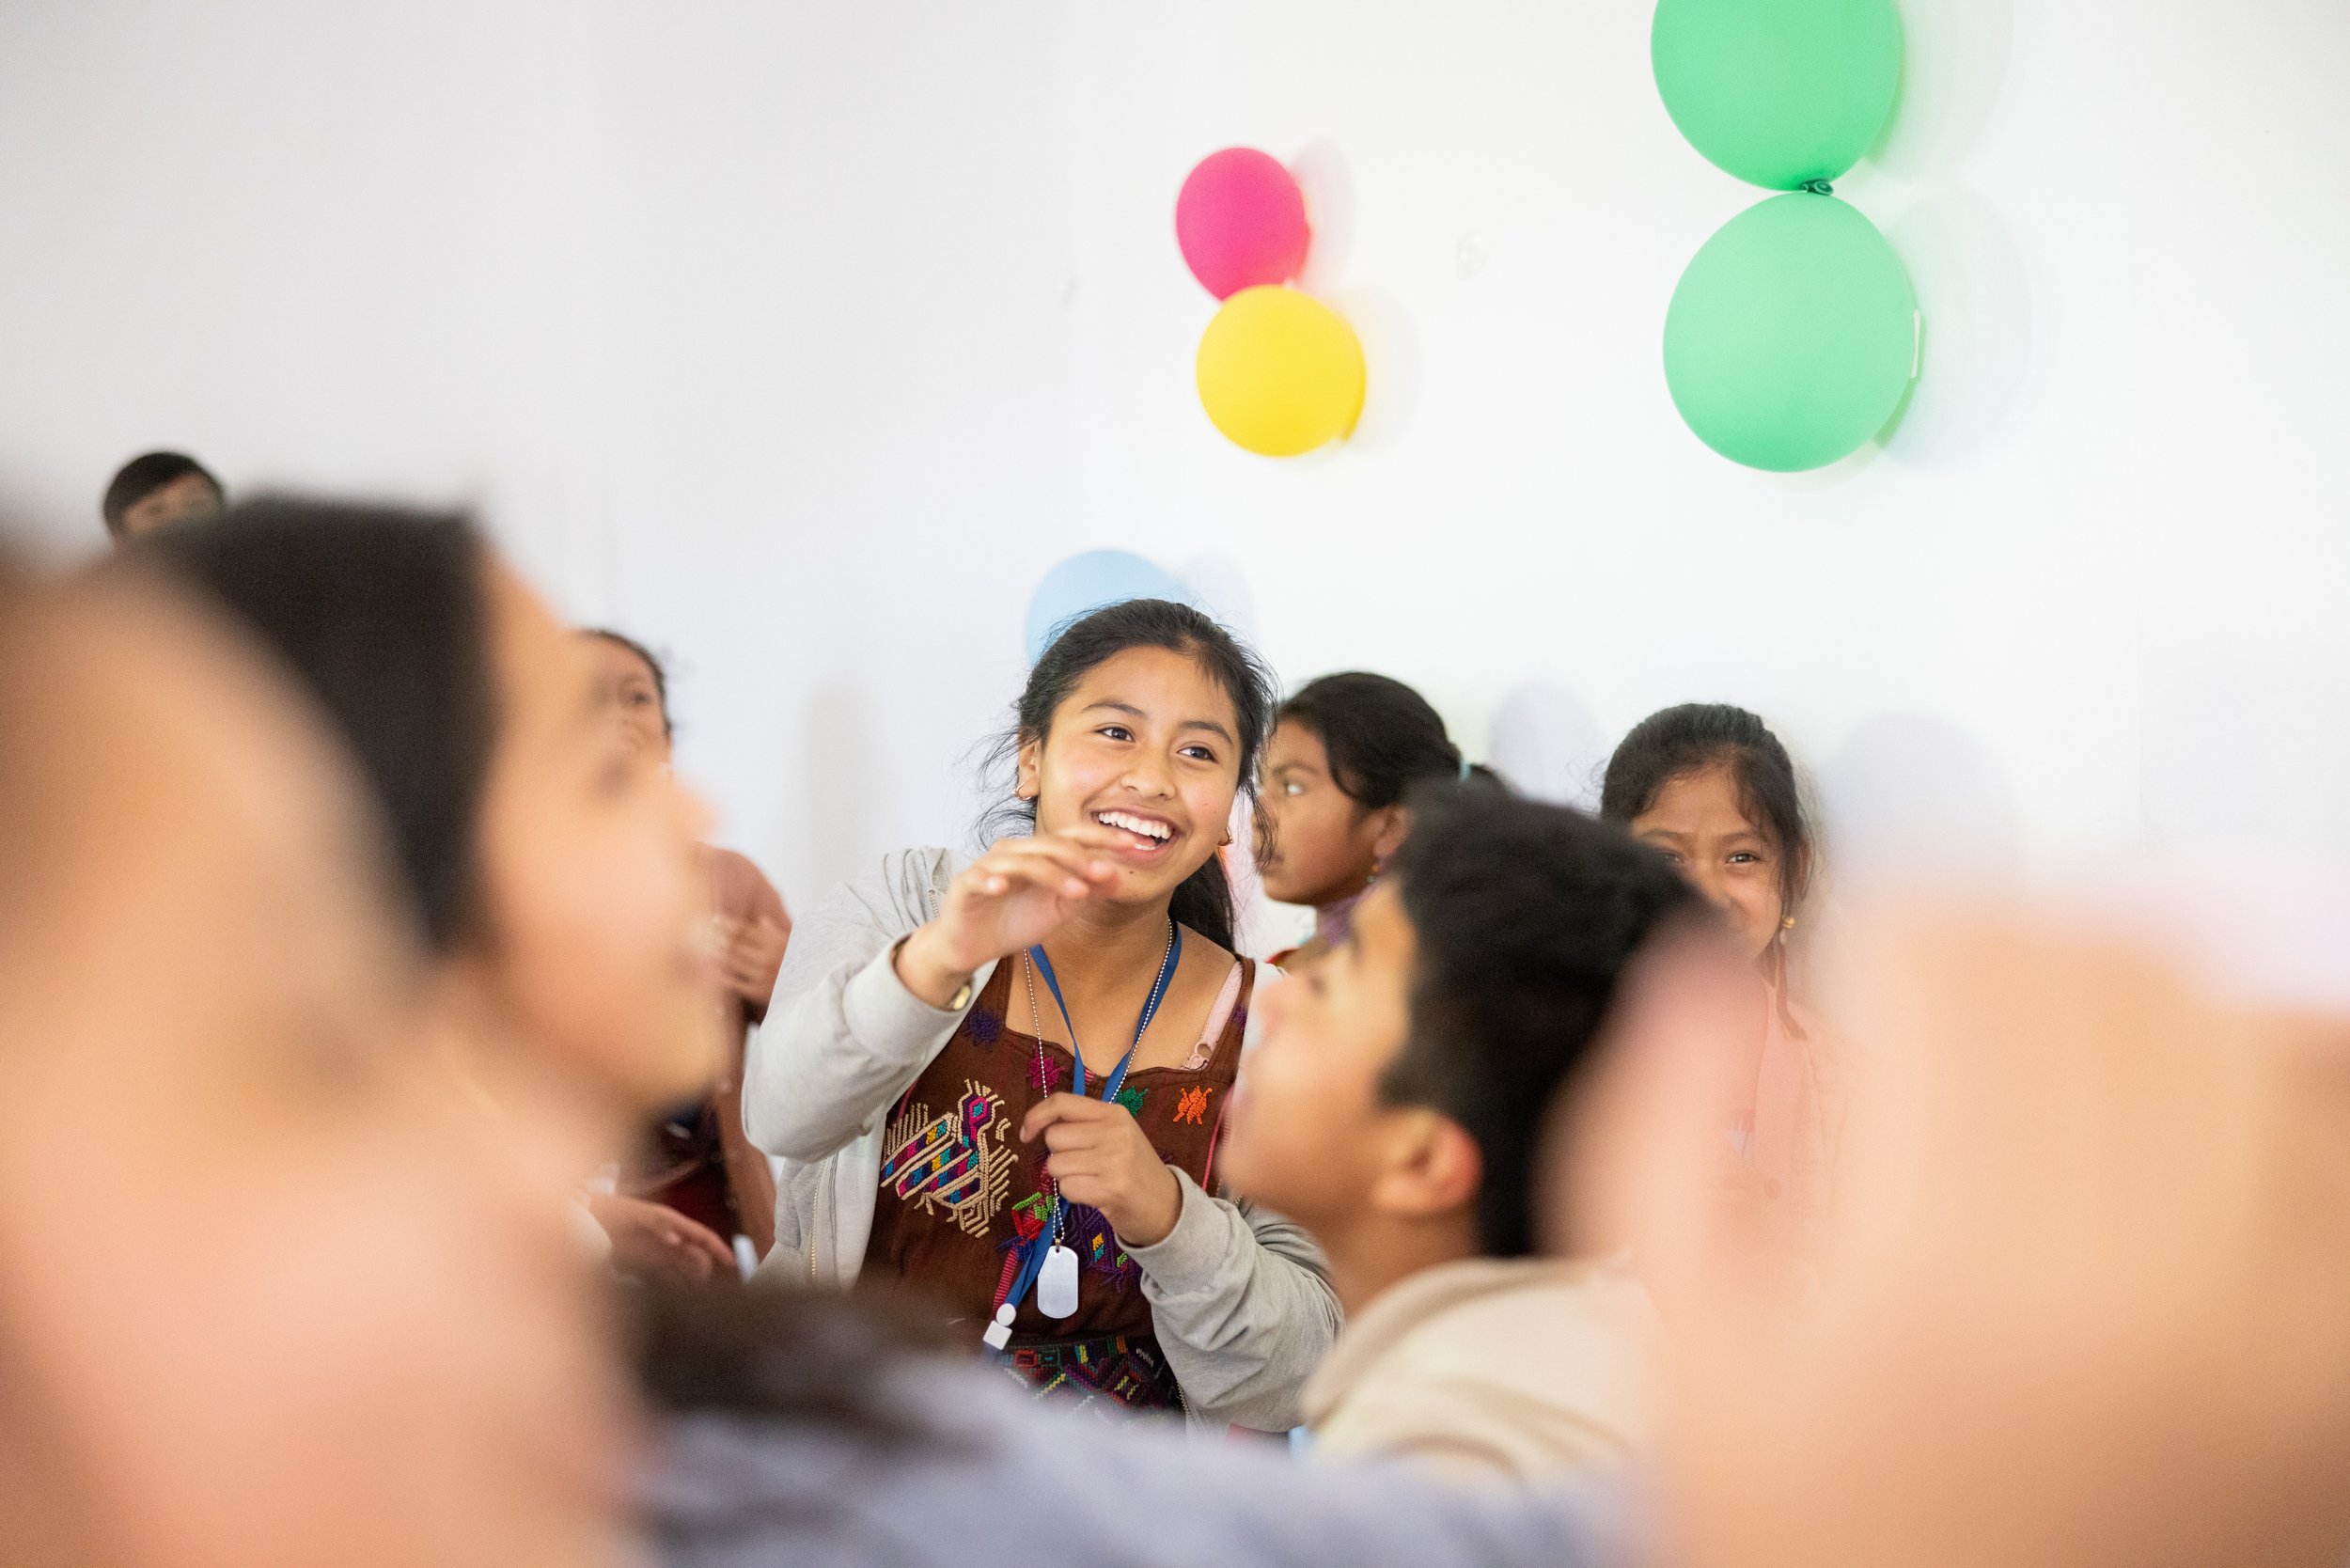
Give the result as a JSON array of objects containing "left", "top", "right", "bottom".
[
  {"left": 1060, "top": 646, "right": 1240, "bottom": 723},
  {"left": 1650, "top": 761, "right": 1771, "bottom": 834}
]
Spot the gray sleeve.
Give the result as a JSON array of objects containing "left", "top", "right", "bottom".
[
  {"left": 1123, "top": 1169, "right": 1341, "bottom": 1431},
  {"left": 741, "top": 848, "right": 978, "bottom": 1162},
  {"left": 649, "top": 1366, "right": 1622, "bottom": 1568}
]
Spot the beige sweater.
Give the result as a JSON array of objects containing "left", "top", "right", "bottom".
[{"left": 1302, "top": 1257, "right": 1655, "bottom": 1485}]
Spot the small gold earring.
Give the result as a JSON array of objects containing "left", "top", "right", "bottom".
[{"left": 1781, "top": 915, "right": 1797, "bottom": 931}]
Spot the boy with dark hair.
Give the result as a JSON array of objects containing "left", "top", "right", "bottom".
[
  {"left": 101, "top": 450, "right": 225, "bottom": 541},
  {"left": 1220, "top": 788, "right": 1706, "bottom": 1482}
]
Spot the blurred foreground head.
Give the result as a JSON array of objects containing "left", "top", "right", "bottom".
[
  {"left": 1571, "top": 887, "right": 2350, "bottom": 1568},
  {"left": 0, "top": 562, "right": 632, "bottom": 1568},
  {"left": 123, "top": 498, "right": 722, "bottom": 1121}
]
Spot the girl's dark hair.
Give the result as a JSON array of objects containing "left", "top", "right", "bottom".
[
  {"left": 1277, "top": 671, "right": 1464, "bottom": 810},
  {"left": 982, "top": 598, "right": 1276, "bottom": 951},
  {"left": 583, "top": 627, "right": 671, "bottom": 737},
  {"left": 1598, "top": 702, "right": 1812, "bottom": 911},
  {"left": 1379, "top": 786, "right": 1706, "bottom": 1258},
  {"left": 123, "top": 497, "right": 497, "bottom": 951}
]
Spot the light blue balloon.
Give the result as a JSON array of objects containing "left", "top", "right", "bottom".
[{"left": 1024, "top": 551, "right": 1190, "bottom": 664}]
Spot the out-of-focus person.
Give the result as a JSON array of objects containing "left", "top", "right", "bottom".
[
  {"left": 0, "top": 557, "right": 634, "bottom": 1568},
  {"left": 100, "top": 450, "right": 224, "bottom": 541},
  {"left": 582, "top": 627, "right": 790, "bottom": 1263},
  {"left": 1568, "top": 892, "right": 2350, "bottom": 1568},
  {"left": 120, "top": 499, "right": 728, "bottom": 1281},
  {"left": 1220, "top": 790, "right": 1688, "bottom": 1484},
  {"left": 1251, "top": 671, "right": 1479, "bottom": 972}
]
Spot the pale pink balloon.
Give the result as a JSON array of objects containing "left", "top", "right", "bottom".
[{"left": 1175, "top": 148, "right": 1310, "bottom": 300}]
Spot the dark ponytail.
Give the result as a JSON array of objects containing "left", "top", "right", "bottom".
[
  {"left": 1598, "top": 702, "right": 1812, "bottom": 912},
  {"left": 981, "top": 599, "right": 1277, "bottom": 951}
]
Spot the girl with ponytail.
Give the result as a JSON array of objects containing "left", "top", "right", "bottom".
[
  {"left": 1252, "top": 671, "right": 1487, "bottom": 971},
  {"left": 744, "top": 600, "right": 1336, "bottom": 1428}
]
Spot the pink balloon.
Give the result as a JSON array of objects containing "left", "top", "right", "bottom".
[{"left": 1175, "top": 148, "right": 1310, "bottom": 300}]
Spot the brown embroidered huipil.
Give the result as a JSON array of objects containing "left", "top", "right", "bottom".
[{"left": 864, "top": 954, "right": 1255, "bottom": 1415}]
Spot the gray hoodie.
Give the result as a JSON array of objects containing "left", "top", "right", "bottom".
[{"left": 742, "top": 847, "right": 1340, "bottom": 1431}]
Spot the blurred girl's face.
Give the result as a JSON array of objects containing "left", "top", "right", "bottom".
[
  {"left": 1252, "top": 717, "right": 1389, "bottom": 910},
  {"left": 583, "top": 635, "right": 671, "bottom": 767},
  {"left": 0, "top": 588, "right": 630, "bottom": 1568},
  {"left": 1018, "top": 646, "right": 1242, "bottom": 928},
  {"left": 1629, "top": 762, "right": 1788, "bottom": 964},
  {"left": 458, "top": 570, "right": 721, "bottom": 1116}
]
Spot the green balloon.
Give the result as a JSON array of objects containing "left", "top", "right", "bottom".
[
  {"left": 1653, "top": 0, "right": 1903, "bottom": 190},
  {"left": 1663, "top": 193, "right": 1919, "bottom": 472}
]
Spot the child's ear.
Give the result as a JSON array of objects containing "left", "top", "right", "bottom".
[
  {"left": 1370, "top": 1109, "right": 1482, "bottom": 1221},
  {"left": 1014, "top": 736, "right": 1042, "bottom": 802},
  {"left": 1370, "top": 804, "right": 1412, "bottom": 866}
]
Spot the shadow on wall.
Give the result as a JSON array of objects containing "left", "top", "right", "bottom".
[
  {"left": 2141, "top": 660, "right": 2350, "bottom": 864},
  {"left": 1873, "top": 0, "right": 2034, "bottom": 468},
  {"left": 1290, "top": 139, "right": 1421, "bottom": 454},
  {"left": 1872, "top": 0, "right": 2014, "bottom": 180},
  {"left": 1815, "top": 711, "right": 2025, "bottom": 891},
  {"left": 794, "top": 679, "right": 882, "bottom": 898},
  {"left": 1176, "top": 549, "right": 1261, "bottom": 646},
  {"left": 1883, "top": 183, "right": 2033, "bottom": 467},
  {"left": 1488, "top": 679, "right": 1608, "bottom": 809},
  {"left": 1292, "top": 139, "right": 1355, "bottom": 295}
]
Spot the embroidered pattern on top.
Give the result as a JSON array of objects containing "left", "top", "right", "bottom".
[
  {"left": 998, "top": 1330, "right": 1179, "bottom": 1415},
  {"left": 1065, "top": 1201, "right": 1139, "bottom": 1289},
  {"left": 1172, "top": 1085, "right": 1214, "bottom": 1125},
  {"left": 881, "top": 1080, "right": 1014, "bottom": 1237}
]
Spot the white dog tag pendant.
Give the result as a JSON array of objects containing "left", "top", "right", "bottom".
[{"left": 1037, "top": 1243, "right": 1080, "bottom": 1319}]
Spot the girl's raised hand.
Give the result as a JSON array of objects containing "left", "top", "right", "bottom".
[{"left": 895, "top": 825, "right": 1128, "bottom": 1005}]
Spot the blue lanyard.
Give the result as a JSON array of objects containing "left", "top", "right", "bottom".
[
  {"left": 997, "top": 921, "right": 1182, "bottom": 1327},
  {"left": 1029, "top": 920, "right": 1182, "bottom": 1106}
]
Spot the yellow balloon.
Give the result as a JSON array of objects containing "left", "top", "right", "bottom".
[{"left": 1195, "top": 286, "right": 1366, "bottom": 457}]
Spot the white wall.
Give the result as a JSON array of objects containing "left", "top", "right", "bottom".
[{"left": 3, "top": 0, "right": 2346, "bottom": 917}]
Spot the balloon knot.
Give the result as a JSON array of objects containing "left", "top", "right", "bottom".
[{"left": 1799, "top": 179, "right": 1836, "bottom": 196}]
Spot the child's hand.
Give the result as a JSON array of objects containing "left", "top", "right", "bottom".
[
  {"left": 1020, "top": 1094, "right": 1183, "bottom": 1247},
  {"left": 585, "top": 1192, "right": 737, "bottom": 1283},
  {"left": 723, "top": 914, "right": 789, "bottom": 1007},
  {"left": 895, "top": 827, "right": 1127, "bottom": 1005}
]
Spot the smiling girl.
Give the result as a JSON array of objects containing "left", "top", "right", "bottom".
[{"left": 744, "top": 600, "right": 1336, "bottom": 1426}]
